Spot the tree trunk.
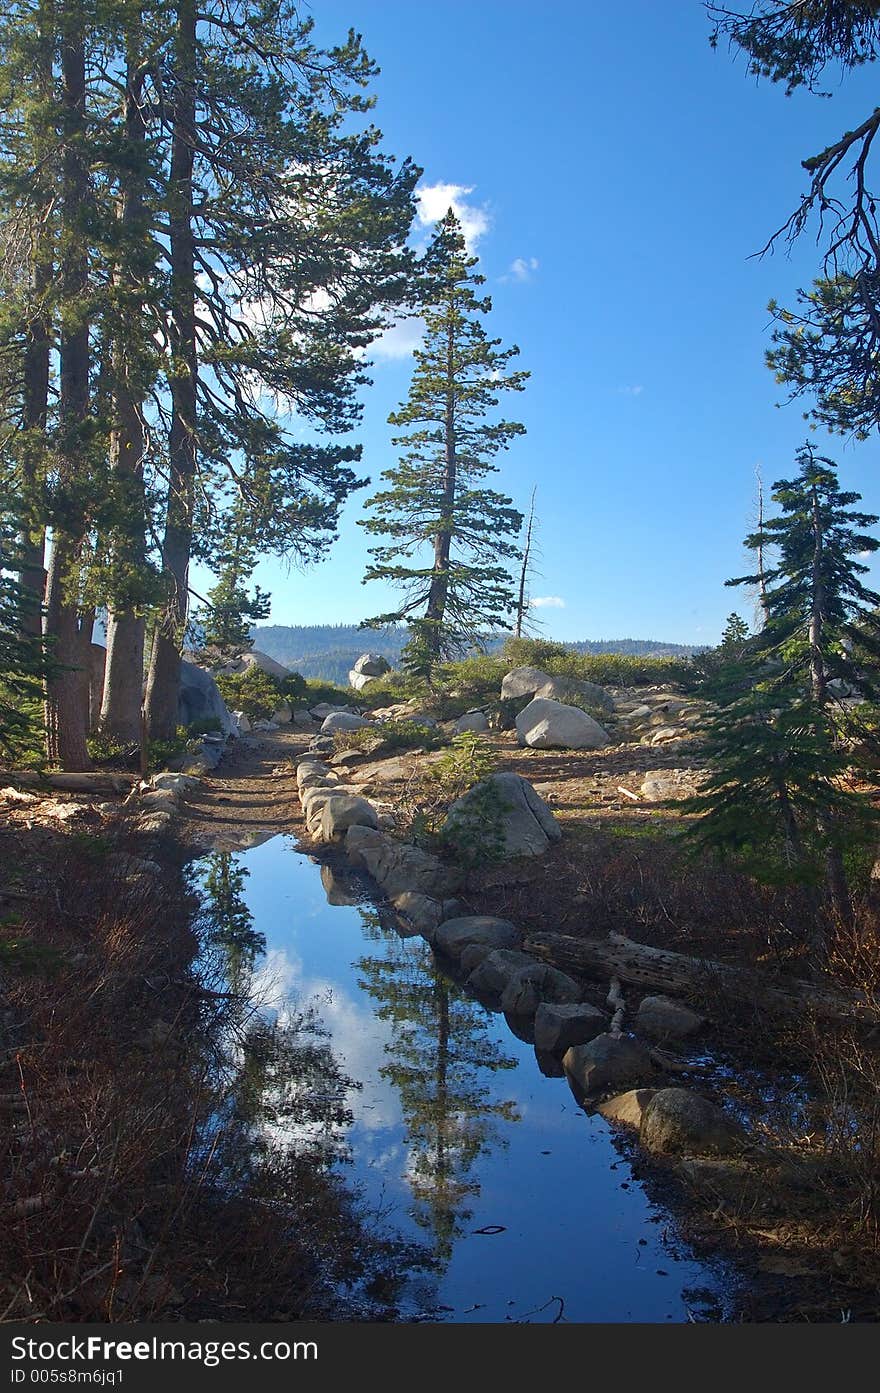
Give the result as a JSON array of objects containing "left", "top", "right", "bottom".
[
  {"left": 144, "top": 0, "right": 197, "bottom": 741},
  {"left": 44, "top": 28, "right": 92, "bottom": 771},
  {"left": 101, "top": 49, "right": 148, "bottom": 744},
  {"left": 514, "top": 487, "right": 536, "bottom": 639},
  {"left": 17, "top": 3, "right": 53, "bottom": 638},
  {"left": 524, "top": 931, "right": 877, "bottom": 1026},
  {"left": 423, "top": 317, "right": 456, "bottom": 665}
]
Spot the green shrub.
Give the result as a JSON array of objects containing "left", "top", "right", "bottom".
[
  {"left": 301, "top": 677, "right": 357, "bottom": 708},
  {"left": 426, "top": 731, "right": 499, "bottom": 801},
  {"left": 499, "top": 635, "right": 688, "bottom": 688},
  {"left": 439, "top": 776, "right": 510, "bottom": 870},
  {"left": 215, "top": 666, "right": 283, "bottom": 720},
  {"left": 279, "top": 671, "right": 308, "bottom": 705},
  {"left": 331, "top": 718, "right": 448, "bottom": 756}
]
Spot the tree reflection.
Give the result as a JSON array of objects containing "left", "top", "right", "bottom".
[
  {"left": 357, "top": 926, "right": 519, "bottom": 1267},
  {"left": 200, "top": 851, "right": 265, "bottom": 989},
  {"left": 197, "top": 851, "right": 355, "bottom": 1171}
]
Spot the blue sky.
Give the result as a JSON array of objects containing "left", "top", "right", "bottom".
[{"left": 194, "top": 0, "right": 880, "bottom": 646}]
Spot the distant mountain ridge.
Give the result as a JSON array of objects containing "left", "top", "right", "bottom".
[{"left": 250, "top": 624, "right": 700, "bottom": 685}]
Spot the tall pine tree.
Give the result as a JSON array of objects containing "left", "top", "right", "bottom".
[{"left": 359, "top": 210, "right": 527, "bottom": 674}]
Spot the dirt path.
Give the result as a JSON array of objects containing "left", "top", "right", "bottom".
[{"left": 180, "top": 729, "right": 312, "bottom": 851}]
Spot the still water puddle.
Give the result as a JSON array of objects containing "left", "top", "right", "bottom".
[{"left": 193, "top": 833, "right": 733, "bottom": 1323}]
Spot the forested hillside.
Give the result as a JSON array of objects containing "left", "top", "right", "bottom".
[{"left": 250, "top": 624, "right": 699, "bottom": 683}]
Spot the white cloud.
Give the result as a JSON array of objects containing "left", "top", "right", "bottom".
[
  {"left": 369, "top": 315, "right": 426, "bottom": 361},
  {"left": 416, "top": 181, "right": 491, "bottom": 251},
  {"left": 531, "top": 595, "right": 565, "bottom": 609},
  {"left": 502, "top": 256, "right": 539, "bottom": 284},
  {"left": 616, "top": 384, "right": 644, "bottom": 396}
]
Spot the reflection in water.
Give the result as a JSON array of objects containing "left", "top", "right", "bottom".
[
  {"left": 201, "top": 852, "right": 266, "bottom": 988},
  {"left": 197, "top": 852, "right": 354, "bottom": 1170},
  {"left": 191, "top": 837, "right": 734, "bottom": 1322},
  {"left": 356, "top": 920, "right": 519, "bottom": 1267}
]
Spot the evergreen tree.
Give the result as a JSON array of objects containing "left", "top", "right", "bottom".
[
  {"left": 143, "top": 3, "right": 419, "bottom": 738},
  {"left": 688, "top": 446, "right": 880, "bottom": 937},
  {"left": 710, "top": 5, "right": 880, "bottom": 441},
  {"left": 727, "top": 444, "right": 880, "bottom": 701},
  {"left": 0, "top": 499, "right": 50, "bottom": 760},
  {"left": 359, "top": 210, "right": 527, "bottom": 674}
]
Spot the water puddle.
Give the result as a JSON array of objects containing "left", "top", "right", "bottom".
[{"left": 192, "top": 833, "right": 735, "bottom": 1322}]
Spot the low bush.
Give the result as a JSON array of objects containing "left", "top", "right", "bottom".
[{"left": 215, "top": 666, "right": 283, "bottom": 721}]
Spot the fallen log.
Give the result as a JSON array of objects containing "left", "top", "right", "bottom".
[
  {"left": 523, "top": 930, "right": 878, "bottom": 1026},
  {"left": 0, "top": 772, "right": 137, "bottom": 794}
]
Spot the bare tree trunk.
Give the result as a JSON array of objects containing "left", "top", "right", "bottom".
[
  {"left": 514, "top": 487, "right": 536, "bottom": 639},
  {"left": 101, "top": 48, "right": 148, "bottom": 744},
  {"left": 44, "top": 27, "right": 92, "bottom": 771},
  {"left": 144, "top": 0, "right": 197, "bottom": 741}
]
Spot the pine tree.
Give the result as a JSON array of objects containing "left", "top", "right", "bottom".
[
  {"left": 689, "top": 446, "right": 880, "bottom": 938},
  {"left": 359, "top": 210, "right": 527, "bottom": 674},
  {"left": 728, "top": 444, "right": 880, "bottom": 701},
  {"left": 0, "top": 499, "right": 50, "bottom": 760},
  {"left": 143, "top": 3, "right": 419, "bottom": 738}
]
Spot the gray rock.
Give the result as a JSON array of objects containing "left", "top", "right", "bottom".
[
  {"left": 635, "top": 995, "right": 705, "bottom": 1043},
  {"left": 349, "top": 671, "right": 374, "bottom": 691},
  {"left": 466, "top": 948, "right": 537, "bottom": 997},
  {"left": 150, "top": 772, "right": 198, "bottom": 793},
  {"left": 563, "top": 1033, "right": 654, "bottom": 1095},
  {"left": 534, "top": 1001, "right": 608, "bottom": 1053},
  {"left": 318, "top": 794, "right": 378, "bottom": 841},
  {"left": 534, "top": 676, "right": 613, "bottom": 712},
  {"left": 433, "top": 915, "right": 521, "bottom": 961},
  {"left": 232, "top": 710, "right": 251, "bottom": 734},
  {"left": 443, "top": 771, "right": 562, "bottom": 859},
  {"left": 597, "top": 1088, "right": 658, "bottom": 1129},
  {"left": 233, "top": 649, "right": 290, "bottom": 679},
  {"left": 140, "top": 789, "right": 178, "bottom": 812},
  {"left": 501, "top": 666, "right": 555, "bottom": 700},
  {"left": 310, "top": 703, "right": 353, "bottom": 721},
  {"left": 271, "top": 701, "right": 292, "bottom": 724},
  {"left": 640, "top": 769, "right": 705, "bottom": 803},
  {"left": 515, "top": 697, "right": 609, "bottom": 750},
  {"left": 293, "top": 710, "right": 316, "bottom": 727},
  {"left": 390, "top": 891, "right": 453, "bottom": 935},
  {"left": 501, "top": 962, "right": 583, "bottom": 1017},
  {"left": 178, "top": 660, "right": 236, "bottom": 738},
  {"left": 321, "top": 712, "right": 370, "bottom": 733},
  {"left": 344, "top": 825, "right": 463, "bottom": 900},
  {"left": 353, "top": 652, "right": 392, "bottom": 677},
  {"left": 639, "top": 1088, "right": 744, "bottom": 1156},
  {"left": 452, "top": 710, "right": 490, "bottom": 734}
]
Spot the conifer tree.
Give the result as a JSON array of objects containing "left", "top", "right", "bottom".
[
  {"left": 359, "top": 210, "right": 527, "bottom": 674},
  {"left": 688, "top": 446, "right": 880, "bottom": 938}
]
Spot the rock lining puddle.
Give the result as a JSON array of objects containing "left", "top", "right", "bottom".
[{"left": 192, "top": 832, "right": 735, "bottom": 1323}]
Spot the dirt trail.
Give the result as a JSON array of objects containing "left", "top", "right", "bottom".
[{"left": 181, "top": 729, "right": 311, "bottom": 850}]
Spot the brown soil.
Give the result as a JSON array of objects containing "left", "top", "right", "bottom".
[{"left": 179, "top": 728, "right": 310, "bottom": 850}]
